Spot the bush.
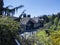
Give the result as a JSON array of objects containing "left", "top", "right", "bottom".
[
  {"left": 35, "top": 30, "right": 52, "bottom": 45},
  {"left": 0, "top": 17, "right": 20, "bottom": 45},
  {"left": 50, "top": 30, "right": 60, "bottom": 45}
]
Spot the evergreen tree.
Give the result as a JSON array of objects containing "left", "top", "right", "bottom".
[{"left": 0, "top": 0, "right": 4, "bottom": 15}]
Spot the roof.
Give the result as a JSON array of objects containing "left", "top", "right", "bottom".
[
  {"left": 20, "top": 17, "right": 43, "bottom": 25},
  {"left": 32, "top": 17, "right": 39, "bottom": 23},
  {"left": 20, "top": 17, "right": 31, "bottom": 25}
]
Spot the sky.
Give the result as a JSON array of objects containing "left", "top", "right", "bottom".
[{"left": 4, "top": 0, "right": 60, "bottom": 17}]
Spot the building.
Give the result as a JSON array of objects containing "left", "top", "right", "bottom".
[{"left": 20, "top": 16, "right": 44, "bottom": 30}]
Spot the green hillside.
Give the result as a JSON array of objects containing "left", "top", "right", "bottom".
[
  {"left": 0, "top": 12, "right": 60, "bottom": 45},
  {"left": 28, "top": 13, "right": 60, "bottom": 45}
]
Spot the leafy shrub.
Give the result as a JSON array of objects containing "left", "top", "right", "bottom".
[
  {"left": 50, "top": 30, "right": 60, "bottom": 45},
  {"left": 50, "top": 24, "right": 56, "bottom": 30},
  {"left": 35, "top": 30, "right": 52, "bottom": 45},
  {"left": 0, "top": 16, "right": 20, "bottom": 45}
]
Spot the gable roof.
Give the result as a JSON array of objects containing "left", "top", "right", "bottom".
[
  {"left": 20, "top": 17, "right": 31, "bottom": 25},
  {"left": 32, "top": 17, "right": 39, "bottom": 23},
  {"left": 20, "top": 17, "right": 42, "bottom": 25}
]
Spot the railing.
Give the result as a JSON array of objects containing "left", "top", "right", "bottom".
[{"left": 15, "top": 39, "right": 20, "bottom": 45}]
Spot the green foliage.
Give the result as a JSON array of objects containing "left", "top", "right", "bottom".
[
  {"left": 32, "top": 30, "right": 52, "bottom": 45},
  {"left": 50, "top": 30, "right": 60, "bottom": 45},
  {"left": 0, "top": 16, "right": 20, "bottom": 45},
  {"left": 54, "top": 17, "right": 59, "bottom": 25},
  {"left": 57, "top": 20, "right": 60, "bottom": 29},
  {"left": 57, "top": 13, "right": 60, "bottom": 19},
  {"left": 42, "top": 15, "right": 49, "bottom": 23},
  {"left": 50, "top": 24, "right": 56, "bottom": 30},
  {"left": 32, "top": 30, "right": 60, "bottom": 45},
  {"left": 35, "top": 30, "right": 60, "bottom": 45},
  {"left": 44, "top": 22, "right": 51, "bottom": 29},
  {"left": 36, "top": 30, "right": 48, "bottom": 41},
  {"left": 29, "top": 14, "right": 60, "bottom": 45},
  {"left": 27, "top": 13, "right": 60, "bottom": 45},
  {"left": 0, "top": 17, "right": 19, "bottom": 30},
  {"left": 22, "top": 12, "right": 60, "bottom": 45}
]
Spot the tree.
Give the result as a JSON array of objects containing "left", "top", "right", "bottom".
[
  {"left": 0, "top": 0, "right": 24, "bottom": 16},
  {"left": 42, "top": 15, "right": 49, "bottom": 23},
  {"left": 19, "top": 10, "right": 26, "bottom": 18},
  {"left": 3, "top": 5, "right": 24, "bottom": 16},
  {"left": 51, "top": 14, "right": 56, "bottom": 24},
  {"left": 54, "top": 17, "right": 59, "bottom": 26},
  {"left": 0, "top": 0, "right": 4, "bottom": 15},
  {"left": 0, "top": 16, "right": 21, "bottom": 45},
  {"left": 50, "top": 30, "right": 60, "bottom": 45},
  {"left": 57, "top": 12, "right": 60, "bottom": 19},
  {"left": 27, "top": 14, "right": 31, "bottom": 17}
]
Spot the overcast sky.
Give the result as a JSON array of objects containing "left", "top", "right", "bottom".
[{"left": 4, "top": 0, "right": 60, "bottom": 17}]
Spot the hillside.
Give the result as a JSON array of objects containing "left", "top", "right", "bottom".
[
  {"left": 27, "top": 13, "right": 60, "bottom": 45},
  {"left": 0, "top": 12, "right": 60, "bottom": 45}
]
